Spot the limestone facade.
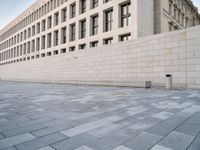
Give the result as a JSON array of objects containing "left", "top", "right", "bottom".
[
  {"left": 154, "top": 0, "right": 200, "bottom": 34},
  {"left": 0, "top": 25, "right": 200, "bottom": 89},
  {"left": 0, "top": 0, "right": 200, "bottom": 89}
]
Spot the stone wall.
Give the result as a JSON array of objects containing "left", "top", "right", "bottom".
[{"left": 0, "top": 26, "right": 200, "bottom": 89}]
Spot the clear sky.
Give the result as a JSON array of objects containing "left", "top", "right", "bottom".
[{"left": 0, "top": 0, "right": 200, "bottom": 30}]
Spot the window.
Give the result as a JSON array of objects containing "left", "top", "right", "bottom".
[
  {"left": 91, "top": 14, "right": 98, "bottom": 35},
  {"left": 69, "top": 46, "right": 75, "bottom": 52},
  {"left": 61, "top": 48, "right": 66, "bottom": 53},
  {"left": 42, "top": 19, "right": 46, "bottom": 31},
  {"left": 80, "top": 0, "right": 86, "bottom": 14},
  {"left": 32, "top": 40, "right": 35, "bottom": 52},
  {"left": 36, "top": 37, "right": 40, "bottom": 51},
  {"left": 70, "top": 23, "right": 76, "bottom": 41},
  {"left": 37, "top": 22, "right": 40, "bottom": 34},
  {"left": 103, "top": 37, "right": 113, "bottom": 45},
  {"left": 61, "top": 7, "right": 67, "bottom": 22},
  {"left": 54, "top": 12, "right": 59, "bottom": 26},
  {"left": 41, "top": 35, "right": 46, "bottom": 49},
  {"left": 48, "top": 16, "right": 52, "bottom": 28},
  {"left": 27, "top": 42, "right": 30, "bottom": 53},
  {"left": 79, "top": 44, "right": 86, "bottom": 50},
  {"left": 47, "top": 52, "right": 52, "bottom": 56},
  {"left": 121, "top": 2, "right": 131, "bottom": 27},
  {"left": 104, "top": 9, "right": 113, "bottom": 32},
  {"left": 70, "top": 3, "right": 76, "bottom": 18},
  {"left": 47, "top": 33, "right": 52, "bottom": 48},
  {"left": 91, "top": 0, "right": 98, "bottom": 9},
  {"left": 28, "top": 28, "right": 31, "bottom": 38},
  {"left": 32, "top": 25, "right": 36, "bottom": 36},
  {"left": 90, "top": 41, "right": 98, "bottom": 47},
  {"left": 54, "top": 30, "right": 59, "bottom": 46},
  {"left": 61, "top": 27, "right": 67, "bottom": 44},
  {"left": 23, "top": 43, "right": 26, "bottom": 55},
  {"left": 119, "top": 33, "right": 131, "bottom": 41},
  {"left": 79, "top": 19, "right": 86, "bottom": 39},
  {"left": 53, "top": 50, "right": 59, "bottom": 55},
  {"left": 104, "top": 0, "right": 111, "bottom": 3}
]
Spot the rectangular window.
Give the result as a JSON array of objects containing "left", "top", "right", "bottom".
[
  {"left": 61, "top": 27, "right": 67, "bottom": 44},
  {"left": 79, "top": 44, "right": 86, "bottom": 50},
  {"left": 70, "top": 23, "right": 76, "bottom": 41},
  {"left": 90, "top": 41, "right": 98, "bottom": 47},
  {"left": 91, "top": 0, "right": 98, "bottom": 9},
  {"left": 54, "top": 12, "right": 59, "bottom": 26},
  {"left": 104, "top": 9, "right": 113, "bottom": 32},
  {"left": 42, "top": 19, "right": 46, "bottom": 31},
  {"left": 80, "top": 0, "right": 86, "bottom": 14},
  {"left": 48, "top": 16, "right": 52, "bottom": 28},
  {"left": 103, "top": 37, "right": 113, "bottom": 45},
  {"left": 69, "top": 46, "right": 75, "bottom": 52},
  {"left": 32, "top": 25, "right": 36, "bottom": 36},
  {"left": 27, "top": 42, "right": 30, "bottom": 53},
  {"left": 61, "top": 7, "right": 67, "bottom": 22},
  {"left": 79, "top": 19, "right": 86, "bottom": 39},
  {"left": 61, "top": 48, "right": 66, "bottom": 53},
  {"left": 32, "top": 40, "right": 35, "bottom": 52},
  {"left": 121, "top": 2, "right": 131, "bottom": 27},
  {"left": 28, "top": 28, "right": 31, "bottom": 38},
  {"left": 23, "top": 43, "right": 26, "bottom": 55},
  {"left": 47, "top": 33, "right": 52, "bottom": 48},
  {"left": 54, "top": 30, "right": 59, "bottom": 46},
  {"left": 53, "top": 50, "right": 59, "bottom": 55},
  {"left": 104, "top": 0, "right": 111, "bottom": 3},
  {"left": 41, "top": 35, "right": 46, "bottom": 49},
  {"left": 36, "top": 37, "right": 40, "bottom": 51},
  {"left": 119, "top": 33, "right": 131, "bottom": 41},
  {"left": 91, "top": 14, "right": 98, "bottom": 35},
  {"left": 70, "top": 3, "right": 76, "bottom": 18},
  {"left": 37, "top": 22, "right": 40, "bottom": 34}
]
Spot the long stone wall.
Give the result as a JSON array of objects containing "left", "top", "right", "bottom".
[{"left": 0, "top": 26, "right": 200, "bottom": 89}]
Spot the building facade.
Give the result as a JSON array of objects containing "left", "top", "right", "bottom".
[
  {"left": 0, "top": 0, "right": 199, "bottom": 67},
  {"left": 155, "top": 0, "right": 200, "bottom": 34}
]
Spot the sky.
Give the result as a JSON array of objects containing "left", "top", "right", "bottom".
[
  {"left": 0, "top": 0, "right": 37, "bottom": 30},
  {"left": 0, "top": 0, "right": 200, "bottom": 30}
]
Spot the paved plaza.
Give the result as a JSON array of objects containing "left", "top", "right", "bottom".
[{"left": 0, "top": 81, "right": 199, "bottom": 150}]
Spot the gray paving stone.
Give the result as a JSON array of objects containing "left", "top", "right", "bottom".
[
  {"left": 187, "top": 133, "right": 200, "bottom": 150},
  {"left": 74, "top": 146, "right": 94, "bottom": 150},
  {"left": 112, "top": 145, "right": 133, "bottom": 150},
  {"left": 0, "top": 133, "right": 36, "bottom": 149},
  {"left": 123, "top": 132, "right": 162, "bottom": 150},
  {"left": 0, "top": 82, "right": 200, "bottom": 150},
  {"left": 37, "top": 146, "right": 55, "bottom": 150},
  {"left": 151, "top": 145, "right": 173, "bottom": 150},
  {"left": 175, "top": 122, "right": 200, "bottom": 136},
  {"left": 87, "top": 129, "right": 132, "bottom": 150},
  {"left": 3, "top": 123, "right": 47, "bottom": 137},
  {"left": 186, "top": 112, "right": 200, "bottom": 125},
  {"left": 51, "top": 133, "right": 97, "bottom": 150},
  {"left": 60, "top": 116, "right": 121, "bottom": 137},
  {"left": 1, "top": 147, "right": 17, "bottom": 150},
  {"left": 159, "top": 131, "right": 195, "bottom": 150},
  {"left": 0, "top": 133, "right": 5, "bottom": 140},
  {"left": 15, "top": 133, "right": 67, "bottom": 150}
]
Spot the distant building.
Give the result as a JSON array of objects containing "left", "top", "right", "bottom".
[{"left": 155, "top": 0, "right": 200, "bottom": 34}]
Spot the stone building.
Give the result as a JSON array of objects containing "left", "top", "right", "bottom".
[
  {"left": 0, "top": 0, "right": 199, "bottom": 65},
  {"left": 155, "top": 0, "right": 200, "bottom": 34},
  {"left": 0, "top": 0, "right": 199, "bottom": 89}
]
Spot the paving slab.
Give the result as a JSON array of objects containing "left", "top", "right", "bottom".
[{"left": 0, "top": 81, "right": 200, "bottom": 150}]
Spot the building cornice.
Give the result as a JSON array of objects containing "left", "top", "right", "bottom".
[{"left": 0, "top": 0, "right": 48, "bottom": 35}]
